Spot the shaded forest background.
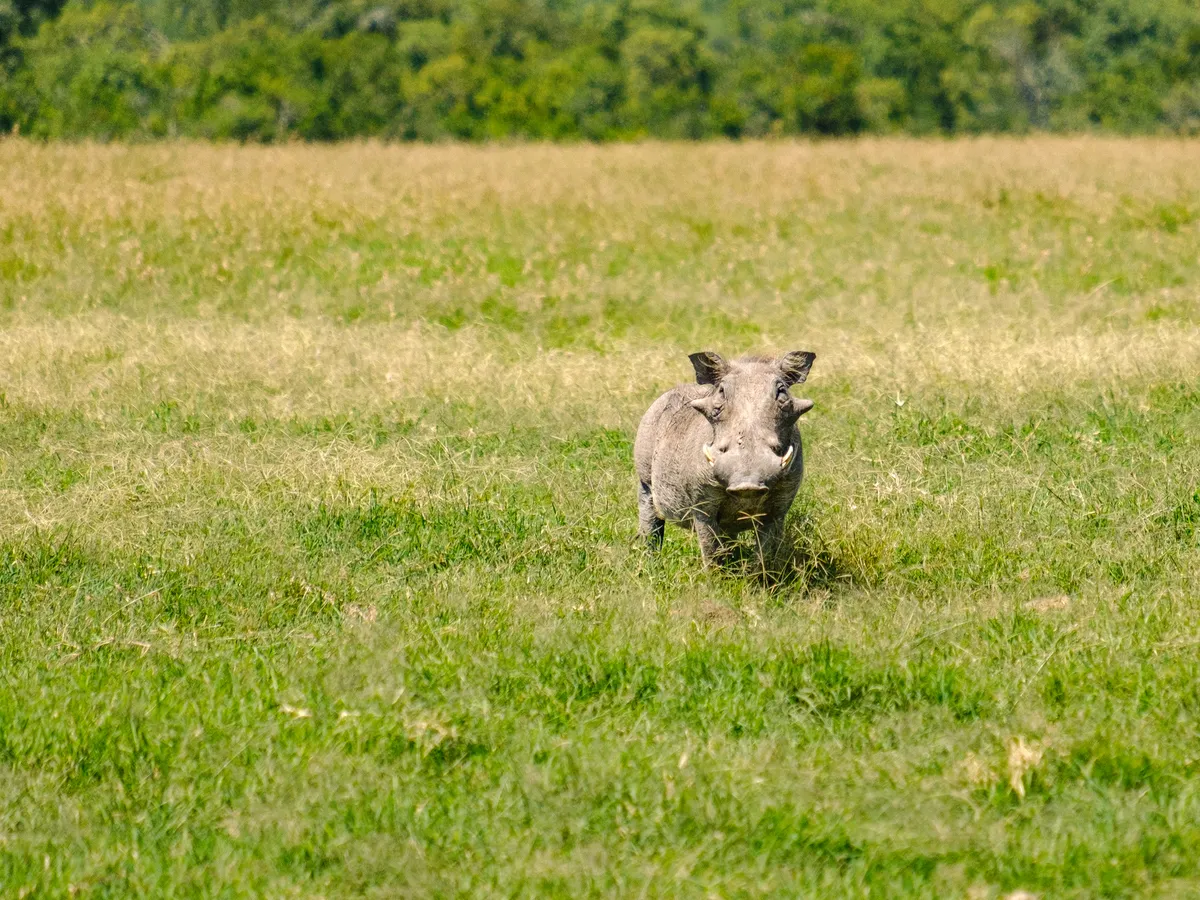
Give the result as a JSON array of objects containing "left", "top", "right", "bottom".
[{"left": 2, "top": 0, "right": 1200, "bottom": 141}]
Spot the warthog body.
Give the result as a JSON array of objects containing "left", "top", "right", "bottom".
[{"left": 634, "top": 350, "right": 816, "bottom": 573}]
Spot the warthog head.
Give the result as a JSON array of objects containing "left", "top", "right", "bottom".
[{"left": 688, "top": 350, "right": 816, "bottom": 497}]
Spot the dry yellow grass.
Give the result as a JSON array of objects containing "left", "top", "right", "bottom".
[{"left": 3, "top": 137, "right": 1195, "bottom": 330}]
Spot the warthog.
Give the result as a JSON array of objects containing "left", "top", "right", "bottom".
[{"left": 634, "top": 350, "right": 816, "bottom": 574}]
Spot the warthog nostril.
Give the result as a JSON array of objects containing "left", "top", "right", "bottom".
[{"left": 727, "top": 482, "right": 769, "bottom": 495}]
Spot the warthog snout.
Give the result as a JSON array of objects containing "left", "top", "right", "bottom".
[{"left": 726, "top": 481, "right": 770, "bottom": 495}]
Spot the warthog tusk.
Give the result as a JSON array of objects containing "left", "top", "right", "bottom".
[
  {"left": 780, "top": 444, "right": 795, "bottom": 468},
  {"left": 703, "top": 443, "right": 715, "bottom": 465}
]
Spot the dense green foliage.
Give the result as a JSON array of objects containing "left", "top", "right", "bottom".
[{"left": 1, "top": 0, "right": 1200, "bottom": 140}]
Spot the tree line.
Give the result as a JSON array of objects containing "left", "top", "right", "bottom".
[{"left": 2, "top": 0, "right": 1199, "bottom": 141}]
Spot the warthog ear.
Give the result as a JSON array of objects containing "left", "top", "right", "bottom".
[
  {"left": 779, "top": 351, "right": 816, "bottom": 386},
  {"left": 688, "top": 351, "right": 727, "bottom": 385}
]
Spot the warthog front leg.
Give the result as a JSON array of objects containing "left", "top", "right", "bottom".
[
  {"left": 638, "top": 481, "right": 664, "bottom": 549},
  {"left": 694, "top": 515, "right": 732, "bottom": 568},
  {"left": 753, "top": 515, "right": 792, "bottom": 580}
]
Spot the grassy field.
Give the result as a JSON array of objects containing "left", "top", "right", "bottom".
[{"left": 2, "top": 137, "right": 1200, "bottom": 898}]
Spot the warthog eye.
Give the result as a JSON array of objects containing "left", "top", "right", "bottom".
[{"left": 776, "top": 383, "right": 789, "bottom": 403}]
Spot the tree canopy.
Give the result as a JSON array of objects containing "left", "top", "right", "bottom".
[{"left": 2, "top": 0, "right": 1199, "bottom": 140}]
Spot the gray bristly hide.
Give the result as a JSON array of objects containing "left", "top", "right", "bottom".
[{"left": 633, "top": 350, "right": 816, "bottom": 576}]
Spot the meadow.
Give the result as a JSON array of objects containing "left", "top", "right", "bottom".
[{"left": 2, "top": 137, "right": 1200, "bottom": 898}]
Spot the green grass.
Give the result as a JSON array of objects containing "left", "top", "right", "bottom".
[{"left": 2, "top": 137, "right": 1200, "bottom": 897}]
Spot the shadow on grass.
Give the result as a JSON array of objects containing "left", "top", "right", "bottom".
[
  {"left": 780, "top": 507, "right": 858, "bottom": 591},
  {"left": 687, "top": 513, "right": 856, "bottom": 597},
  {"left": 786, "top": 540, "right": 853, "bottom": 593}
]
